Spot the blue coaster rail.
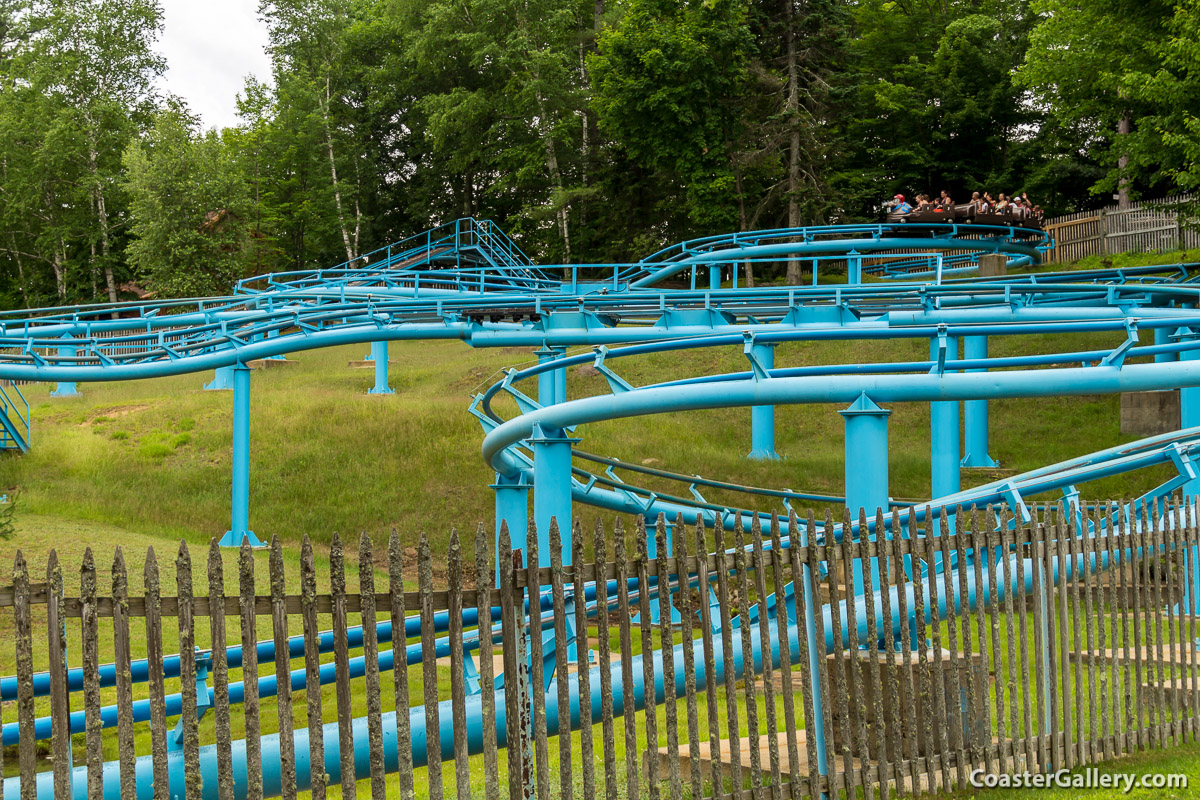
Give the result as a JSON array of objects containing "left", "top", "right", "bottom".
[{"left": 7, "top": 217, "right": 1200, "bottom": 799}]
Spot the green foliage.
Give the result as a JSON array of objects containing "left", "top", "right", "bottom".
[
  {"left": 0, "top": 0, "right": 1198, "bottom": 300},
  {"left": 123, "top": 108, "right": 258, "bottom": 297},
  {"left": 831, "top": 0, "right": 1075, "bottom": 216},
  {"left": 0, "top": 0, "right": 164, "bottom": 306},
  {"left": 591, "top": 0, "right": 756, "bottom": 231},
  {"left": 1020, "top": 0, "right": 1200, "bottom": 213},
  {"left": 1119, "top": 0, "right": 1200, "bottom": 219}
]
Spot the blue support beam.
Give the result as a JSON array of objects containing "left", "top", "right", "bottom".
[
  {"left": 50, "top": 338, "right": 79, "bottom": 398},
  {"left": 220, "top": 365, "right": 262, "bottom": 548},
  {"left": 848, "top": 252, "right": 863, "bottom": 284},
  {"left": 535, "top": 344, "right": 568, "bottom": 408},
  {"left": 205, "top": 366, "right": 235, "bottom": 391},
  {"left": 961, "top": 335, "right": 998, "bottom": 468},
  {"left": 553, "top": 346, "right": 567, "bottom": 405},
  {"left": 1181, "top": 332, "right": 1200, "bottom": 501},
  {"left": 368, "top": 340, "right": 393, "bottom": 395},
  {"left": 931, "top": 335, "right": 961, "bottom": 499},
  {"left": 747, "top": 343, "right": 779, "bottom": 460},
  {"left": 839, "top": 393, "right": 890, "bottom": 595},
  {"left": 1155, "top": 325, "right": 1179, "bottom": 363},
  {"left": 491, "top": 472, "right": 529, "bottom": 583},
  {"left": 530, "top": 423, "right": 579, "bottom": 567}
]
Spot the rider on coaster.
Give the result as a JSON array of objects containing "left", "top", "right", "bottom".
[{"left": 889, "top": 193, "right": 912, "bottom": 214}]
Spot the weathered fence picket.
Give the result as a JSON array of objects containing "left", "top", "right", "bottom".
[
  {"left": 477, "top": 524, "right": 501, "bottom": 800},
  {"left": 696, "top": 519, "right": 723, "bottom": 799},
  {"left": 714, "top": 518, "right": 742, "bottom": 796},
  {"left": 145, "top": 550, "right": 169, "bottom": 800},
  {"left": 270, "top": 537, "right": 298, "bottom": 800},
  {"left": 419, "top": 532, "right": 444, "bottom": 798},
  {"left": 548, "top": 523, "right": 572, "bottom": 800},
  {"left": 614, "top": 521, "right": 639, "bottom": 798},
  {"left": 47, "top": 553, "right": 68, "bottom": 800},
  {"left": 593, "top": 521, "right": 617, "bottom": 800},
  {"left": 657, "top": 516, "right": 683, "bottom": 800},
  {"left": 238, "top": 540, "right": 263, "bottom": 800},
  {"left": 112, "top": 550, "right": 137, "bottom": 798},
  {"left": 635, "top": 520, "right": 659, "bottom": 800},
  {"left": 301, "top": 536, "right": 328, "bottom": 800},
  {"left": 572, "top": 527, "right": 596, "bottom": 800},
  {"left": 176, "top": 543, "right": 201, "bottom": 800},
  {"left": 360, "top": 533, "right": 388, "bottom": 800},
  {"left": 80, "top": 550, "right": 102, "bottom": 798},
  {"left": 675, "top": 516, "right": 702, "bottom": 800}
]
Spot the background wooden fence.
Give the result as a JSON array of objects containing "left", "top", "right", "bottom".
[
  {"left": 1045, "top": 194, "right": 1200, "bottom": 263},
  {"left": 1, "top": 503, "right": 1198, "bottom": 799}
]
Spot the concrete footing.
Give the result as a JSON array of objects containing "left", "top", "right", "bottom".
[
  {"left": 1121, "top": 390, "right": 1180, "bottom": 436},
  {"left": 245, "top": 358, "right": 297, "bottom": 369},
  {"left": 827, "top": 647, "right": 987, "bottom": 762},
  {"left": 978, "top": 254, "right": 1008, "bottom": 277},
  {"left": 348, "top": 360, "right": 398, "bottom": 369},
  {"left": 1141, "top": 678, "right": 1196, "bottom": 710},
  {"left": 961, "top": 466, "right": 1018, "bottom": 490}
]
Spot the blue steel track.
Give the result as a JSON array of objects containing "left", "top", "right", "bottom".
[{"left": 7, "top": 217, "right": 1200, "bottom": 799}]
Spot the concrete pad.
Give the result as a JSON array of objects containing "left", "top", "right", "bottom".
[
  {"left": 246, "top": 358, "right": 297, "bottom": 369},
  {"left": 1069, "top": 644, "right": 1198, "bottom": 666},
  {"left": 348, "top": 360, "right": 399, "bottom": 369}
]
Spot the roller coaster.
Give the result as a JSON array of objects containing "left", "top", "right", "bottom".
[{"left": 7, "top": 216, "right": 1200, "bottom": 799}]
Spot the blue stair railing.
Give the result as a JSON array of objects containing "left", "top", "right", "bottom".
[{"left": 0, "top": 381, "right": 30, "bottom": 452}]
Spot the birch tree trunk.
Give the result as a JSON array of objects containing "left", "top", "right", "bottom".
[
  {"left": 536, "top": 94, "right": 571, "bottom": 265},
  {"left": 784, "top": 0, "right": 803, "bottom": 285},
  {"left": 88, "top": 129, "right": 118, "bottom": 303},
  {"left": 323, "top": 75, "right": 358, "bottom": 263},
  {"left": 9, "top": 235, "right": 29, "bottom": 308}
]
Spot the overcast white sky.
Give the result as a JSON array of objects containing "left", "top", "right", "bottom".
[{"left": 157, "top": 0, "right": 273, "bottom": 131}]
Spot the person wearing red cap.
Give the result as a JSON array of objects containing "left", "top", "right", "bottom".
[{"left": 891, "top": 193, "right": 912, "bottom": 214}]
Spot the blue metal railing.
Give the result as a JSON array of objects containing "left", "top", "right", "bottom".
[
  {"left": 236, "top": 218, "right": 549, "bottom": 296},
  {"left": 0, "top": 381, "right": 29, "bottom": 451}
]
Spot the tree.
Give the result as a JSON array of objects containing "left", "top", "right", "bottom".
[
  {"left": 1020, "top": 0, "right": 1177, "bottom": 207},
  {"left": 365, "top": 0, "right": 593, "bottom": 263},
  {"left": 591, "top": 0, "right": 758, "bottom": 236},
  {"left": 1110, "top": 0, "right": 1200, "bottom": 219},
  {"left": 832, "top": 0, "right": 1058, "bottom": 218},
  {"left": 0, "top": 0, "right": 164, "bottom": 306},
  {"left": 123, "top": 107, "right": 256, "bottom": 297},
  {"left": 260, "top": 0, "right": 370, "bottom": 265}
]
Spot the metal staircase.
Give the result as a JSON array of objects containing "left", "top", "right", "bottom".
[{"left": 0, "top": 382, "right": 29, "bottom": 452}]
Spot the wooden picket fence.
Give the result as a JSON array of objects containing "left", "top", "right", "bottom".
[
  {"left": 1, "top": 503, "right": 1198, "bottom": 799},
  {"left": 1045, "top": 194, "right": 1200, "bottom": 263}
]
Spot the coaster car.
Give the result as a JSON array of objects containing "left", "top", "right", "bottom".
[{"left": 886, "top": 205, "right": 1043, "bottom": 232}]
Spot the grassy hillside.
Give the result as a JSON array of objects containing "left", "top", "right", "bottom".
[{"left": 0, "top": 323, "right": 1172, "bottom": 566}]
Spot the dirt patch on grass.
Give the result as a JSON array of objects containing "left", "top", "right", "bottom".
[{"left": 79, "top": 404, "right": 151, "bottom": 426}]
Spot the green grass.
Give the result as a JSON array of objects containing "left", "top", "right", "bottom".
[
  {"left": 1014, "top": 246, "right": 1200, "bottom": 274},
  {"left": 0, "top": 331, "right": 1175, "bottom": 568}
]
